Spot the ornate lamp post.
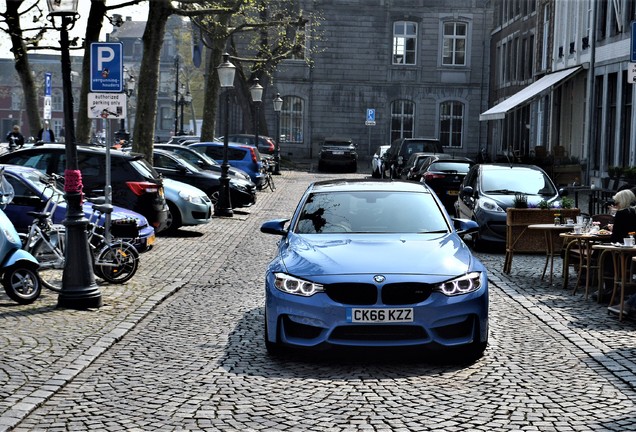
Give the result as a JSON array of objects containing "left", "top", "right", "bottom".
[
  {"left": 116, "top": 70, "right": 135, "bottom": 144},
  {"left": 272, "top": 93, "right": 283, "bottom": 175},
  {"left": 215, "top": 53, "right": 236, "bottom": 217},
  {"left": 178, "top": 91, "right": 192, "bottom": 136},
  {"left": 249, "top": 78, "right": 263, "bottom": 154},
  {"left": 46, "top": 0, "right": 101, "bottom": 309}
]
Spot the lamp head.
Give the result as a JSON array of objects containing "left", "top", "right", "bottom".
[
  {"left": 46, "top": 0, "right": 79, "bottom": 16},
  {"left": 250, "top": 78, "right": 264, "bottom": 103},
  {"left": 273, "top": 93, "right": 283, "bottom": 112},
  {"left": 217, "top": 53, "right": 236, "bottom": 88}
]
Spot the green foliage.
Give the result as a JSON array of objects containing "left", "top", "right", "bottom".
[
  {"left": 513, "top": 193, "right": 528, "bottom": 209},
  {"left": 560, "top": 196, "right": 574, "bottom": 209},
  {"left": 537, "top": 199, "right": 550, "bottom": 209},
  {"left": 608, "top": 166, "right": 624, "bottom": 178}
]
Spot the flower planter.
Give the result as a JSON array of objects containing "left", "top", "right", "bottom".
[{"left": 506, "top": 208, "right": 580, "bottom": 251}]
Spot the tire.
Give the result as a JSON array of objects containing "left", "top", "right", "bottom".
[
  {"left": 163, "top": 202, "right": 182, "bottom": 234},
  {"left": 318, "top": 160, "right": 325, "bottom": 172},
  {"left": 31, "top": 231, "right": 65, "bottom": 293},
  {"left": 350, "top": 162, "right": 358, "bottom": 173},
  {"left": 3, "top": 265, "right": 41, "bottom": 304},
  {"left": 264, "top": 312, "right": 283, "bottom": 356},
  {"left": 95, "top": 242, "right": 139, "bottom": 284},
  {"left": 267, "top": 174, "right": 276, "bottom": 192}
]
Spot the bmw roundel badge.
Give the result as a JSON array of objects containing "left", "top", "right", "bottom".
[{"left": 373, "top": 275, "right": 386, "bottom": 283}]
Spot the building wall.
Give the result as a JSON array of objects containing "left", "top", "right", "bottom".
[{"left": 271, "top": 0, "right": 492, "bottom": 160}]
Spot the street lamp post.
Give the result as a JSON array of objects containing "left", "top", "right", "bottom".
[
  {"left": 46, "top": 0, "right": 101, "bottom": 309},
  {"left": 174, "top": 55, "right": 180, "bottom": 137},
  {"left": 273, "top": 93, "right": 283, "bottom": 175},
  {"left": 215, "top": 53, "right": 236, "bottom": 217},
  {"left": 178, "top": 91, "right": 192, "bottom": 136},
  {"left": 250, "top": 77, "right": 263, "bottom": 155},
  {"left": 116, "top": 70, "right": 135, "bottom": 144}
]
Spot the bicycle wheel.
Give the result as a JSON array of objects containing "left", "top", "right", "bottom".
[
  {"left": 267, "top": 173, "right": 276, "bottom": 191},
  {"left": 95, "top": 241, "right": 139, "bottom": 283},
  {"left": 31, "top": 230, "right": 65, "bottom": 292}
]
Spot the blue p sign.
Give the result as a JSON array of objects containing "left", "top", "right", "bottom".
[{"left": 90, "top": 42, "right": 123, "bottom": 92}]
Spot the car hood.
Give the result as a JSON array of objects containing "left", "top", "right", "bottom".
[
  {"left": 278, "top": 232, "right": 473, "bottom": 278},
  {"left": 483, "top": 193, "right": 558, "bottom": 209}
]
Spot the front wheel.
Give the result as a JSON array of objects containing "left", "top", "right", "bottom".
[
  {"left": 31, "top": 232, "right": 65, "bottom": 292},
  {"left": 3, "top": 265, "right": 41, "bottom": 304},
  {"left": 267, "top": 173, "right": 276, "bottom": 191},
  {"left": 95, "top": 242, "right": 139, "bottom": 283}
]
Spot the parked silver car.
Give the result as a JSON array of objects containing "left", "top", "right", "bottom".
[{"left": 161, "top": 178, "right": 212, "bottom": 233}]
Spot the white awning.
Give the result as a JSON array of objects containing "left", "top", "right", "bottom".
[{"left": 479, "top": 67, "right": 583, "bottom": 121}]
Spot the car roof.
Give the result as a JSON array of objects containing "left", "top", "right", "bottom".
[
  {"left": 308, "top": 179, "right": 431, "bottom": 194},
  {"left": 479, "top": 163, "right": 544, "bottom": 171},
  {"left": 427, "top": 155, "right": 475, "bottom": 163},
  {"left": 18, "top": 143, "right": 141, "bottom": 159}
]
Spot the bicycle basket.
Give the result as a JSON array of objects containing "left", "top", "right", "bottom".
[{"left": 110, "top": 218, "right": 138, "bottom": 238}]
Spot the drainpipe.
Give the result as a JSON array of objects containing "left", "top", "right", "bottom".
[{"left": 584, "top": 1, "right": 597, "bottom": 186}]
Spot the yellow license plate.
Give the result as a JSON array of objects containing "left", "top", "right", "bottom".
[
  {"left": 147, "top": 233, "right": 156, "bottom": 246},
  {"left": 447, "top": 190, "right": 459, "bottom": 196}
]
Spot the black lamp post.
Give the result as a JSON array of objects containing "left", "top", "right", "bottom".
[
  {"left": 178, "top": 91, "right": 192, "bottom": 136},
  {"left": 273, "top": 93, "right": 283, "bottom": 175},
  {"left": 250, "top": 78, "right": 263, "bottom": 153},
  {"left": 46, "top": 0, "right": 101, "bottom": 309},
  {"left": 215, "top": 53, "right": 236, "bottom": 217},
  {"left": 173, "top": 55, "right": 180, "bottom": 137},
  {"left": 116, "top": 69, "right": 135, "bottom": 144}
]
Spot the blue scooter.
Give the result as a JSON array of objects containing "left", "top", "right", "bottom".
[{"left": 0, "top": 169, "right": 41, "bottom": 304}]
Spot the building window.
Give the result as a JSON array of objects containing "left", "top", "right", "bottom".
[
  {"left": 390, "top": 100, "right": 414, "bottom": 142},
  {"left": 393, "top": 21, "right": 417, "bottom": 65},
  {"left": 11, "top": 91, "right": 21, "bottom": 110},
  {"left": 439, "top": 101, "right": 464, "bottom": 147},
  {"left": 281, "top": 96, "right": 303, "bottom": 143},
  {"left": 442, "top": 22, "right": 467, "bottom": 66},
  {"left": 160, "top": 106, "right": 173, "bottom": 131},
  {"left": 52, "top": 91, "right": 63, "bottom": 112}
]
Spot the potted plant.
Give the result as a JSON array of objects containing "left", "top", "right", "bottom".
[{"left": 513, "top": 193, "right": 528, "bottom": 209}]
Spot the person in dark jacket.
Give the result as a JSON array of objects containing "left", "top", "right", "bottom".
[
  {"left": 609, "top": 189, "right": 636, "bottom": 244},
  {"left": 5, "top": 125, "right": 24, "bottom": 151},
  {"left": 37, "top": 121, "right": 55, "bottom": 143}
]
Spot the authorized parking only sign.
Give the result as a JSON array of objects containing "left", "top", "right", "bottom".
[{"left": 88, "top": 93, "right": 127, "bottom": 119}]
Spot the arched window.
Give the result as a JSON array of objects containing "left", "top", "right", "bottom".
[
  {"left": 281, "top": 96, "right": 304, "bottom": 143},
  {"left": 390, "top": 100, "right": 414, "bottom": 142},
  {"left": 439, "top": 101, "right": 464, "bottom": 147},
  {"left": 393, "top": 21, "right": 417, "bottom": 65}
]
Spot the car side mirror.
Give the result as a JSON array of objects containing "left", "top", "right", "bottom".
[
  {"left": 261, "top": 219, "right": 290, "bottom": 236},
  {"left": 453, "top": 218, "right": 479, "bottom": 236},
  {"left": 460, "top": 185, "right": 474, "bottom": 197}
]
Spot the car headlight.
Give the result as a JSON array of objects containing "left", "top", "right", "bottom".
[
  {"left": 273, "top": 273, "right": 324, "bottom": 296},
  {"left": 178, "top": 190, "right": 205, "bottom": 204},
  {"left": 477, "top": 197, "right": 505, "bottom": 213},
  {"left": 435, "top": 272, "right": 482, "bottom": 296}
]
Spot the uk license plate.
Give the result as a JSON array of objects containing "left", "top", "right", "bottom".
[{"left": 347, "top": 308, "right": 413, "bottom": 323}]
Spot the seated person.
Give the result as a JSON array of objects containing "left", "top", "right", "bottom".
[{"left": 609, "top": 189, "right": 636, "bottom": 244}]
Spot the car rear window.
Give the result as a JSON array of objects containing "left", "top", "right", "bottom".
[
  {"left": 130, "top": 158, "right": 161, "bottom": 181},
  {"left": 404, "top": 141, "right": 441, "bottom": 155},
  {"left": 294, "top": 191, "right": 448, "bottom": 234},
  {"left": 429, "top": 162, "right": 472, "bottom": 173}
]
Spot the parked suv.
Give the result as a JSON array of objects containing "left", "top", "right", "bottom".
[
  {"left": 317, "top": 137, "right": 358, "bottom": 172},
  {"left": 0, "top": 144, "right": 169, "bottom": 233},
  {"left": 383, "top": 137, "right": 443, "bottom": 179}
]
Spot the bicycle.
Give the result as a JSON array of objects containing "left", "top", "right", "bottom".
[
  {"left": 22, "top": 191, "right": 140, "bottom": 292},
  {"left": 261, "top": 156, "right": 276, "bottom": 192}
]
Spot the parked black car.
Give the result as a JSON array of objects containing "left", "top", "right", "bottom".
[
  {"left": 0, "top": 144, "right": 169, "bottom": 233},
  {"left": 152, "top": 149, "right": 256, "bottom": 208},
  {"left": 383, "top": 137, "right": 443, "bottom": 179},
  {"left": 317, "top": 137, "right": 358, "bottom": 172},
  {"left": 154, "top": 144, "right": 252, "bottom": 182},
  {"left": 417, "top": 155, "right": 475, "bottom": 214},
  {"left": 399, "top": 152, "right": 432, "bottom": 181}
]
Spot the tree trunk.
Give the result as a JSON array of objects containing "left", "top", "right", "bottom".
[
  {"left": 6, "top": 1, "right": 40, "bottom": 136},
  {"left": 132, "top": 0, "right": 172, "bottom": 162},
  {"left": 76, "top": 0, "right": 107, "bottom": 144}
]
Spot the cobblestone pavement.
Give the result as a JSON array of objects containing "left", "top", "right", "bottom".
[{"left": 1, "top": 168, "right": 636, "bottom": 431}]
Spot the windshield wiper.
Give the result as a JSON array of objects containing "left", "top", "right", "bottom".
[{"left": 485, "top": 189, "right": 523, "bottom": 194}]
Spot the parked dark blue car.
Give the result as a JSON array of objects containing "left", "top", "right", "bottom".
[
  {"left": 0, "top": 165, "right": 156, "bottom": 252},
  {"left": 189, "top": 142, "right": 265, "bottom": 188}
]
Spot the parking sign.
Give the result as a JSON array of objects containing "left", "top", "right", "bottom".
[{"left": 90, "top": 42, "right": 123, "bottom": 92}]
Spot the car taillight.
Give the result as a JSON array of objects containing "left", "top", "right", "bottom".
[
  {"left": 248, "top": 147, "right": 258, "bottom": 163},
  {"left": 424, "top": 172, "right": 445, "bottom": 181},
  {"left": 126, "top": 181, "right": 159, "bottom": 196}
]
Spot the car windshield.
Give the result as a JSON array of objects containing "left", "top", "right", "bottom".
[
  {"left": 294, "top": 191, "right": 449, "bottom": 234},
  {"left": 430, "top": 161, "right": 472, "bottom": 173},
  {"left": 482, "top": 168, "right": 556, "bottom": 195}
]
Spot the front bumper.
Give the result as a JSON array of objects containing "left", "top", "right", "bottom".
[{"left": 265, "top": 274, "right": 488, "bottom": 350}]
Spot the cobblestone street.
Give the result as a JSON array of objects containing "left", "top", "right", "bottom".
[{"left": 1, "top": 168, "right": 636, "bottom": 431}]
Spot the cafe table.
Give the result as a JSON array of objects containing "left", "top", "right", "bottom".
[
  {"left": 560, "top": 231, "right": 611, "bottom": 298},
  {"left": 527, "top": 224, "right": 574, "bottom": 284},
  {"left": 591, "top": 243, "right": 636, "bottom": 321}
]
